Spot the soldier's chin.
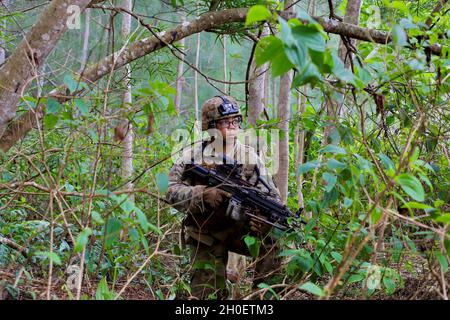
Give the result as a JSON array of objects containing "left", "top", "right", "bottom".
[{"left": 224, "top": 131, "right": 238, "bottom": 140}]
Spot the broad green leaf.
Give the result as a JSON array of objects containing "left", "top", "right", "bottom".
[
  {"left": 322, "top": 172, "right": 337, "bottom": 192},
  {"left": 245, "top": 5, "right": 272, "bottom": 25},
  {"left": 47, "top": 98, "right": 62, "bottom": 114},
  {"left": 298, "top": 282, "right": 325, "bottom": 297},
  {"left": 436, "top": 253, "right": 449, "bottom": 273},
  {"left": 74, "top": 227, "right": 93, "bottom": 253},
  {"left": 401, "top": 202, "right": 432, "bottom": 209},
  {"left": 327, "top": 158, "right": 347, "bottom": 170},
  {"left": 343, "top": 197, "right": 353, "bottom": 208},
  {"left": 244, "top": 235, "right": 260, "bottom": 258},
  {"left": 63, "top": 74, "right": 78, "bottom": 93},
  {"left": 347, "top": 274, "right": 365, "bottom": 283},
  {"left": 75, "top": 99, "right": 90, "bottom": 116},
  {"left": 35, "top": 251, "right": 62, "bottom": 265},
  {"left": 330, "top": 251, "right": 342, "bottom": 263},
  {"left": 378, "top": 153, "right": 395, "bottom": 171},
  {"left": 44, "top": 113, "right": 59, "bottom": 129},
  {"left": 392, "top": 25, "right": 408, "bottom": 47},
  {"left": 435, "top": 214, "right": 450, "bottom": 224},
  {"left": 298, "top": 161, "right": 318, "bottom": 174},
  {"left": 156, "top": 172, "right": 169, "bottom": 193},
  {"left": 319, "top": 145, "right": 347, "bottom": 155},
  {"left": 395, "top": 173, "right": 425, "bottom": 202},
  {"left": 104, "top": 218, "right": 122, "bottom": 248},
  {"left": 91, "top": 211, "right": 105, "bottom": 224}
]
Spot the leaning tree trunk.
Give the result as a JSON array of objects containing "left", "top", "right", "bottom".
[
  {"left": 0, "top": 0, "right": 92, "bottom": 140},
  {"left": 120, "top": 0, "right": 134, "bottom": 198}
]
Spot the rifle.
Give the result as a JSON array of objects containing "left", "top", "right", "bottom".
[{"left": 181, "top": 157, "right": 306, "bottom": 231}]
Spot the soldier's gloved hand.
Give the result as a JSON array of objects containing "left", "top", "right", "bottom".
[
  {"left": 202, "top": 187, "right": 231, "bottom": 210},
  {"left": 249, "top": 215, "right": 271, "bottom": 236}
]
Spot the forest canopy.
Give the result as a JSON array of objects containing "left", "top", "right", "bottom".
[{"left": 0, "top": 0, "right": 449, "bottom": 300}]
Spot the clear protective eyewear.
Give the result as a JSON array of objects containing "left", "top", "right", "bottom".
[{"left": 216, "top": 117, "right": 242, "bottom": 129}]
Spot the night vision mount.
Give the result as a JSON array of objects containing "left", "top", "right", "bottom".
[{"left": 215, "top": 96, "right": 239, "bottom": 117}]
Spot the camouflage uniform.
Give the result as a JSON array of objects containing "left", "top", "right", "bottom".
[{"left": 166, "top": 96, "right": 282, "bottom": 299}]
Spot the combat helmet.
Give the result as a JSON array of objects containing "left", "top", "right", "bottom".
[{"left": 201, "top": 96, "right": 242, "bottom": 131}]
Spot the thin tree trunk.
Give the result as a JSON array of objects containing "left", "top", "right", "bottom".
[
  {"left": 0, "top": 0, "right": 8, "bottom": 65},
  {"left": 174, "top": 11, "right": 186, "bottom": 114},
  {"left": 248, "top": 26, "right": 269, "bottom": 125},
  {"left": 338, "top": 0, "right": 362, "bottom": 69},
  {"left": 194, "top": 24, "right": 200, "bottom": 124},
  {"left": 121, "top": 0, "right": 134, "bottom": 199},
  {"left": 271, "top": 77, "right": 277, "bottom": 118},
  {"left": 273, "top": 1, "right": 294, "bottom": 204},
  {"left": 294, "top": 89, "right": 307, "bottom": 211},
  {"left": 80, "top": 8, "right": 91, "bottom": 72},
  {"left": 223, "top": 35, "right": 227, "bottom": 92}
]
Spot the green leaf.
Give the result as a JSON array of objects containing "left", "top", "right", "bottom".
[
  {"left": 401, "top": 202, "right": 433, "bottom": 209},
  {"left": 319, "top": 145, "right": 347, "bottom": 155},
  {"left": 75, "top": 99, "right": 90, "bottom": 116},
  {"left": 74, "top": 227, "right": 93, "bottom": 253},
  {"left": 63, "top": 74, "right": 78, "bottom": 93},
  {"left": 291, "top": 25, "right": 326, "bottom": 52},
  {"left": 47, "top": 98, "right": 62, "bottom": 114},
  {"left": 244, "top": 235, "right": 260, "bottom": 258},
  {"left": 298, "top": 160, "right": 318, "bottom": 174},
  {"left": 134, "top": 206, "right": 149, "bottom": 233},
  {"left": 327, "top": 158, "right": 347, "bottom": 170},
  {"left": 35, "top": 251, "right": 62, "bottom": 265},
  {"left": 44, "top": 114, "right": 58, "bottom": 129},
  {"left": 347, "top": 274, "right": 365, "bottom": 283},
  {"left": 322, "top": 172, "right": 337, "bottom": 192},
  {"left": 255, "top": 36, "right": 282, "bottom": 65},
  {"left": 292, "top": 62, "right": 322, "bottom": 86},
  {"left": 245, "top": 5, "right": 272, "bottom": 25},
  {"left": 395, "top": 173, "right": 425, "bottom": 202},
  {"left": 156, "top": 172, "right": 169, "bottom": 193},
  {"left": 392, "top": 25, "right": 408, "bottom": 47},
  {"left": 95, "top": 277, "right": 116, "bottom": 300},
  {"left": 91, "top": 211, "right": 105, "bottom": 224},
  {"left": 298, "top": 282, "right": 325, "bottom": 297},
  {"left": 435, "top": 214, "right": 450, "bottom": 224},
  {"left": 343, "top": 197, "right": 353, "bottom": 208},
  {"left": 330, "top": 251, "right": 342, "bottom": 263},
  {"left": 104, "top": 218, "right": 122, "bottom": 248},
  {"left": 378, "top": 153, "right": 395, "bottom": 171},
  {"left": 382, "top": 276, "right": 397, "bottom": 295},
  {"left": 436, "top": 253, "right": 449, "bottom": 273}
]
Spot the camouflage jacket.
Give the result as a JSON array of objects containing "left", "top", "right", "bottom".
[{"left": 166, "top": 139, "right": 281, "bottom": 238}]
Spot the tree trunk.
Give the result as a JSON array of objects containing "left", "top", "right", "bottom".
[
  {"left": 294, "top": 90, "right": 307, "bottom": 211},
  {"left": 174, "top": 11, "right": 186, "bottom": 114},
  {"left": 0, "top": 0, "right": 92, "bottom": 139},
  {"left": 248, "top": 26, "right": 269, "bottom": 126},
  {"left": 338, "top": 0, "right": 362, "bottom": 69},
  {"left": 120, "top": 0, "right": 134, "bottom": 198},
  {"left": 80, "top": 8, "right": 91, "bottom": 72},
  {"left": 194, "top": 5, "right": 201, "bottom": 125},
  {"left": 223, "top": 35, "right": 227, "bottom": 93}
]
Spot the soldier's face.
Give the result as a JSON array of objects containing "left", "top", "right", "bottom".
[{"left": 216, "top": 116, "right": 241, "bottom": 142}]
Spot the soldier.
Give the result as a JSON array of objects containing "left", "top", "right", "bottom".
[{"left": 166, "top": 95, "right": 282, "bottom": 299}]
